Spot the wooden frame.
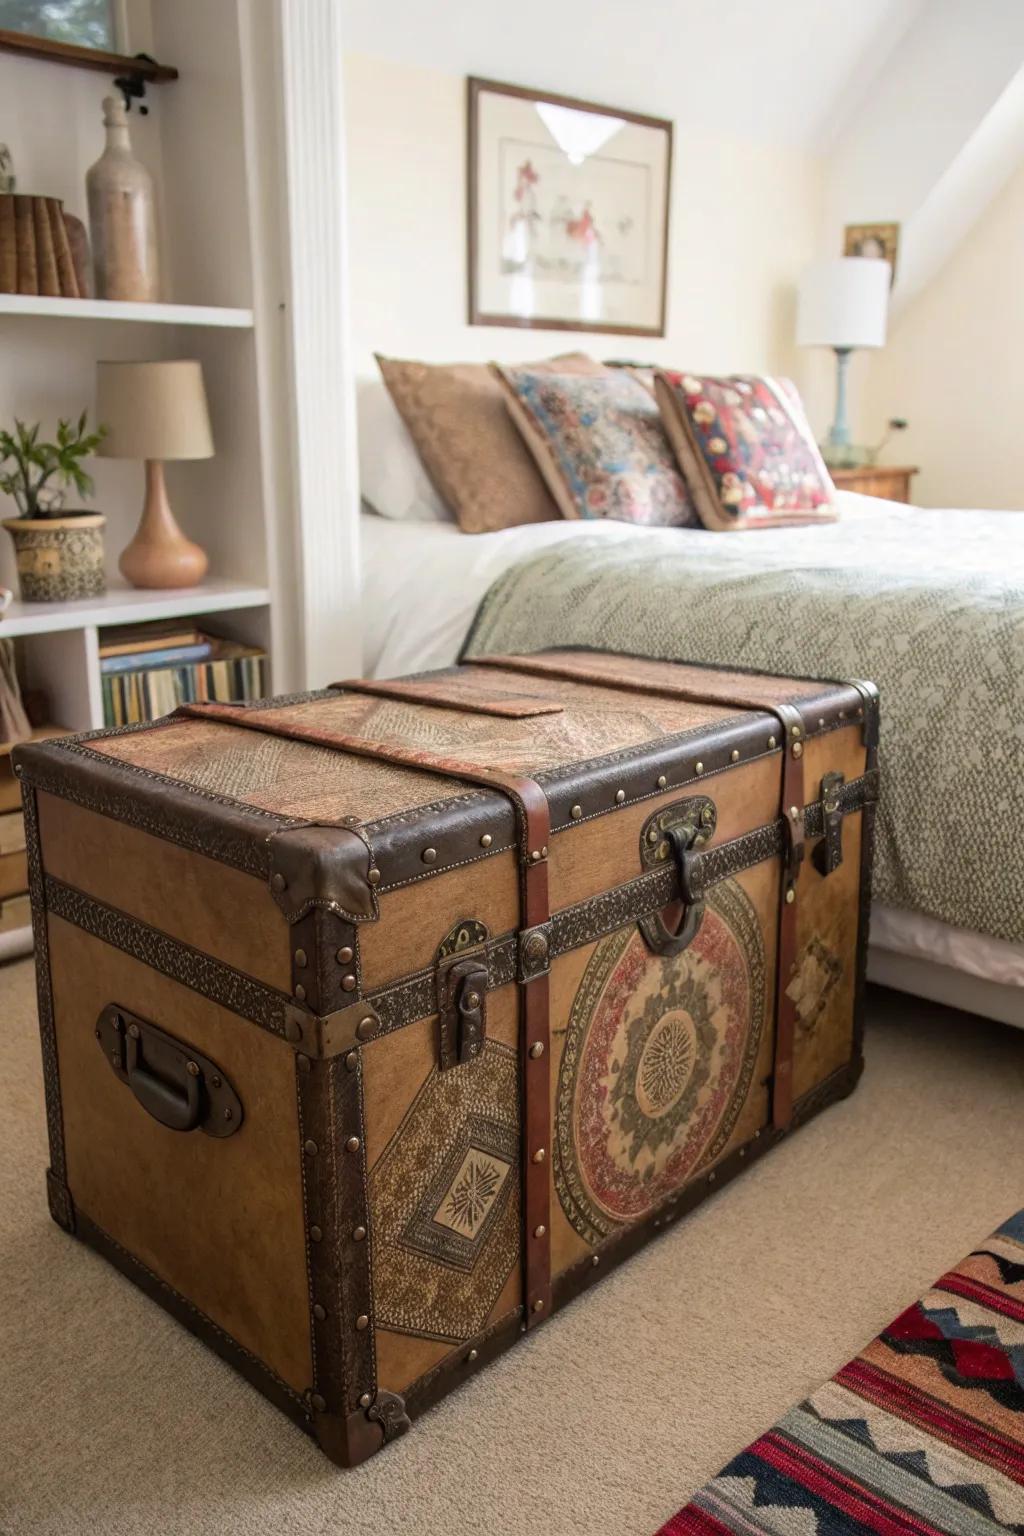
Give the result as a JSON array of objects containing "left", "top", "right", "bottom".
[{"left": 466, "top": 76, "right": 672, "bottom": 337}]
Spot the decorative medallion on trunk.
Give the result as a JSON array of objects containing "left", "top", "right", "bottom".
[
  {"left": 555, "top": 879, "right": 765, "bottom": 1247},
  {"left": 785, "top": 935, "right": 841, "bottom": 1037},
  {"left": 368, "top": 1041, "right": 519, "bottom": 1343}
]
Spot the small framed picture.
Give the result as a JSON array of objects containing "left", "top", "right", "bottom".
[
  {"left": 467, "top": 76, "right": 672, "bottom": 336},
  {"left": 843, "top": 222, "right": 899, "bottom": 284}
]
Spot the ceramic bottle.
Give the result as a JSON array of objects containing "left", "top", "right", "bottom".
[{"left": 86, "top": 96, "right": 160, "bottom": 302}]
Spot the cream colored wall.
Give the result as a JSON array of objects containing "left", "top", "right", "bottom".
[
  {"left": 862, "top": 158, "right": 1024, "bottom": 508},
  {"left": 343, "top": 52, "right": 825, "bottom": 391}
]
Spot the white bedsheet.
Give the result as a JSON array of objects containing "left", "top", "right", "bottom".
[{"left": 359, "top": 499, "right": 1024, "bottom": 1009}]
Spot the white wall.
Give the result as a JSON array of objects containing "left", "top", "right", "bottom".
[
  {"left": 863, "top": 159, "right": 1024, "bottom": 509},
  {"left": 344, "top": 51, "right": 825, "bottom": 392}
]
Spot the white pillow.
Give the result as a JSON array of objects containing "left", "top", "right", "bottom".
[{"left": 356, "top": 376, "right": 452, "bottom": 523}]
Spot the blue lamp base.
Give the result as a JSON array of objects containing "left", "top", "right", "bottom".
[{"left": 823, "top": 347, "right": 860, "bottom": 467}]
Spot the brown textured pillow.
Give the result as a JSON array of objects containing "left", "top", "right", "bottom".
[{"left": 375, "top": 353, "right": 603, "bottom": 534}]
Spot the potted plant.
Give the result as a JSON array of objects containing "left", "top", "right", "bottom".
[{"left": 0, "top": 414, "right": 107, "bottom": 602}]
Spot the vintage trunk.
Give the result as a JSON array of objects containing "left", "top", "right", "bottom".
[{"left": 15, "top": 650, "right": 878, "bottom": 1466}]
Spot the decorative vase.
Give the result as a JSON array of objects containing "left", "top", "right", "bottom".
[
  {"left": 85, "top": 96, "right": 160, "bottom": 303},
  {"left": 2, "top": 515, "right": 107, "bottom": 602}
]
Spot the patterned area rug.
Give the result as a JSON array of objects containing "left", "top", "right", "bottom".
[{"left": 658, "top": 1210, "right": 1024, "bottom": 1535}]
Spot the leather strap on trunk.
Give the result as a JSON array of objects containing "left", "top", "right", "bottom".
[
  {"left": 469, "top": 652, "right": 808, "bottom": 1130},
  {"left": 177, "top": 698, "right": 554, "bottom": 1329}
]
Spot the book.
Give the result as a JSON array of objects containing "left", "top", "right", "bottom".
[
  {"left": 99, "top": 622, "right": 206, "bottom": 659},
  {"left": 100, "top": 641, "right": 214, "bottom": 675},
  {"left": 101, "top": 640, "right": 268, "bottom": 728},
  {"left": 0, "top": 808, "right": 25, "bottom": 856},
  {"left": 0, "top": 892, "right": 30, "bottom": 934}
]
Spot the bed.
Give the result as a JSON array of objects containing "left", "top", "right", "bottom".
[{"left": 361, "top": 492, "right": 1024, "bottom": 1027}]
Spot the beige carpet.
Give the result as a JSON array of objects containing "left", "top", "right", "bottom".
[{"left": 2, "top": 961, "right": 1023, "bottom": 1536}]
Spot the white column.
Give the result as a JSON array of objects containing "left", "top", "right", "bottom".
[{"left": 238, "top": 0, "right": 363, "bottom": 691}]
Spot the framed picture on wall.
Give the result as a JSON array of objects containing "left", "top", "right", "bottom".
[
  {"left": 843, "top": 222, "right": 899, "bottom": 284},
  {"left": 467, "top": 76, "right": 672, "bottom": 336}
]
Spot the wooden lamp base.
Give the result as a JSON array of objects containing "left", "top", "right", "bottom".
[{"left": 119, "top": 460, "right": 208, "bottom": 590}]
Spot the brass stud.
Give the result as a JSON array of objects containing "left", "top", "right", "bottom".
[
  {"left": 785, "top": 886, "right": 795, "bottom": 904},
  {"left": 818, "top": 717, "right": 826, "bottom": 729},
  {"left": 647, "top": 827, "right": 659, "bottom": 845},
  {"left": 529, "top": 1041, "right": 544, "bottom": 1058},
  {"left": 128, "top": 1022, "right": 140, "bottom": 1040},
  {"left": 344, "top": 1050, "right": 358, "bottom": 1072},
  {"left": 614, "top": 789, "right": 626, "bottom": 804},
  {"left": 730, "top": 749, "right": 740, "bottom": 763},
  {"left": 532, "top": 1147, "right": 546, "bottom": 1164},
  {"left": 341, "top": 974, "right": 357, "bottom": 992},
  {"left": 336, "top": 945, "right": 353, "bottom": 965},
  {"left": 186, "top": 1060, "right": 200, "bottom": 1078},
  {"left": 738, "top": 1147, "right": 746, "bottom": 1158},
  {"left": 310, "top": 1225, "right": 323, "bottom": 1242},
  {"left": 296, "top": 1053, "right": 311, "bottom": 1074},
  {"left": 294, "top": 948, "right": 307, "bottom": 969},
  {"left": 792, "top": 741, "right": 803, "bottom": 759},
  {"left": 591, "top": 1254, "right": 600, "bottom": 1268},
  {"left": 345, "top": 1135, "right": 360, "bottom": 1153},
  {"left": 695, "top": 761, "right": 704, "bottom": 775},
  {"left": 422, "top": 846, "right": 437, "bottom": 864},
  {"left": 570, "top": 804, "right": 583, "bottom": 820},
  {"left": 355, "top": 1314, "right": 370, "bottom": 1331},
  {"left": 838, "top": 708, "right": 846, "bottom": 719},
  {"left": 656, "top": 774, "right": 667, "bottom": 789},
  {"left": 789, "top": 806, "right": 800, "bottom": 821},
  {"left": 294, "top": 983, "right": 306, "bottom": 1002},
  {"left": 467, "top": 1348, "right": 479, "bottom": 1363},
  {"left": 304, "top": 1139, "right": 318, "bottom": 1157},
  {"left": 534, "top": 1224, "right": 546, "bottom": 1238},
  {"left": 768, "top": 735, "right": 777, "bottom": 750},
  {"left": 271, "top": 873, "right": 287, "bottom": 893},
  {"left": 310, "top": 1392, "right": 326, "bottom": 1412},
  {"left": 701, "top": 804, "right": 715, "bottom": 826},
  {"left": 356, "top": 1015, "right": 377, "bottom": 1041},
  {"left": 367, "top": 869, "right": 381, "bottom": 886},
  {"left": 352, "top": 1225, "right": 367, "bottom": 1242},
  {"left": 532, "top": 1299, "right": 544, "bottom": 1313},
  {"left": 464, "top": 992, "right": 481, "bottom": 1010},
  {"left": 359, "top": 1392, "right": 372, "bottom": 1408},
  {"left": 224, "top": 1107, "right": 233, "bottom": 1122},
  {"left": 541, "top": 845, "right": 548, "bottom": 858},
  {"left": 313, "top": 1303, "right": 326, "bottom": 1322},
  {"left": 708, "top": 1170, "right": 717, "bottom": 1183},
  {"left": 480, "top": 833, "right": 493, "bottom": 848},
  {"left": 791, "top": 724, "right": 801, "bottom": 738}
]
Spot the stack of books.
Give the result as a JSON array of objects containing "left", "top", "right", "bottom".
[
  {"left": 0, "top": 724, "right": 67, "bottom": 935},
  {"left": 99, "top": 623, "right": 268, "bottom": 728}
]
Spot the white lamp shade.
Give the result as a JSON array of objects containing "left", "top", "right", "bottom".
[
  {"left": 796, "top": 258, "right": 890, "bottom": 349},
  {"left": 96, "top": 360, "right": 214, "bottom": 461}
]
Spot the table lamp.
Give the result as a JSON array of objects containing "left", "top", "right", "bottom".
[
  {"left": 95, "top": 359, "right": 213, "bottom": 589},
  {"left": 796, "top": 257, "right": 890, "bottom": 465}
]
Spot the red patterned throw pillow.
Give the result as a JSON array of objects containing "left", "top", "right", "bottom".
[
  {"left": 495, "top": 364, "right": 699, "bottom": 527},
  {"left": 654, "top": 370, "right": 836, "bottom": 531}
]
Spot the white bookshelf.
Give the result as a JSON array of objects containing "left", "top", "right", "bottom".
[
  {"left": 1, "top": 579, "right": 270, "bottom": 638},
  {"left": 0, "top": 295, "right": 254, "bottom": 327}
]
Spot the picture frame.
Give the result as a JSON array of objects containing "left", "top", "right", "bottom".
[
  {"left": 843, "top": 221, "right": 899, "bottom": 285},
  {"left": 467, "top": 76, "right": 673, "bottom": 337},
  {"left": 0, "top": 0, "right": 118, "bottom": 51}
]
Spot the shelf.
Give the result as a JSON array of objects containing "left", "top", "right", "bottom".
[
  {"left": 0, "top": 579, "right": 270, "bottom": 638},
  {"left": 0, "top": 28, "right": 177, "bottom": 83},
  {"left": 0, "top": 295, "right": 254, "bottom": 327}
]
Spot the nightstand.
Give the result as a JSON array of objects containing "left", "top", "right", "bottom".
[{"left": 830, "top": 464, "right": 919, "bottom": 503}]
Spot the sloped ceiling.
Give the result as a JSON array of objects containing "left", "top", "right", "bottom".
[{"left": 339, "top": 0, "right": 925, "bottom": 147}]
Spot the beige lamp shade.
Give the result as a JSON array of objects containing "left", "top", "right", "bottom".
[{"left": 95, "top": 359, "right": 214, "bottom": 461}]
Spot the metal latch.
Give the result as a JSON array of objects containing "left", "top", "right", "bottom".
[
  {"left": 436, "top": 918, "right": 490, "bottom": 1071},
  {"left": 812, "top": 771, "right": 845, "bottom": 877},
  {"left": 438, "top": 957, "right": 488, "bottom": 1070}
]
